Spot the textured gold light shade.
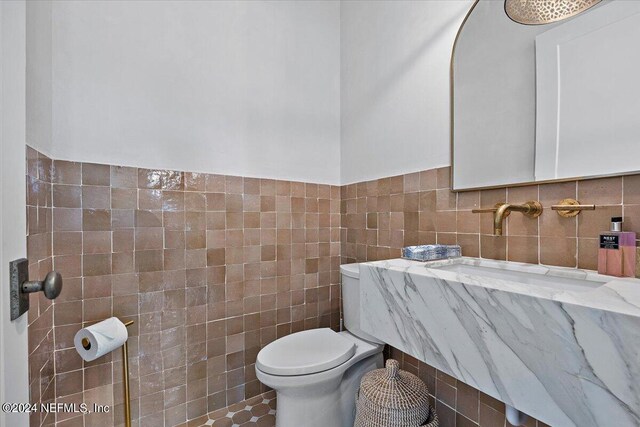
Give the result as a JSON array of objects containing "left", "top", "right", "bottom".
[{"left": 505, "top": 0, "right": 601, "bottom": 25}]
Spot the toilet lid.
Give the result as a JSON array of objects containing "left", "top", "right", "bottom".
[{"left": 256, "top": 328, "right": 356, "bottom": 376}]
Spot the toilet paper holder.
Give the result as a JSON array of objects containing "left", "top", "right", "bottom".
[
  {"left": 78, "top": 318, "right": 134, "bottom": 427},
  {"left": 9, "top": 258, "right": 63, "bottom": 321}
]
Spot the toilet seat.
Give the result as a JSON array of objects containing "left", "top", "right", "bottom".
[{"left": 256, "top": 328, "right": 356, "bottom": 376}]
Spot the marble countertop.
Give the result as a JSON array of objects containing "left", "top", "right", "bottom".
[
  {"left": 358, "top": 257, "right": 640, "bottom": 427},
  {"left": 364, "top": 257, "right": 640, "bottom": 318}
]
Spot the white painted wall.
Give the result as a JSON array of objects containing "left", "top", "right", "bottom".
[
  {"left": 35, "top": 1, "right": 341, "bottom": 184},
  {"left": 28, "top": 0, "right": 476, "bottom": 186},
  {"left": 1, "top": 1, "right": 30, "bottom": 425},
  {"left": 26, "top": 0, "right": 52, "bottom": 157},
  {"left": 340, "top": 0, "right": 471, "bottom": 184}
]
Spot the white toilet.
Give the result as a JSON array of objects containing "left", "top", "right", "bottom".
[{"left": 255, "top": 263, "right": 384, "bottom": 427}]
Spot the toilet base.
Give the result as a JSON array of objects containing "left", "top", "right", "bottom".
[{"left": 274, "top": 353, "right": 383, "bottom": 427}]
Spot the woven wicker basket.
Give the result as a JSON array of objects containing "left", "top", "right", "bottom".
[{"left": 354, "top": 359, "right": 439, "bottom": 427}]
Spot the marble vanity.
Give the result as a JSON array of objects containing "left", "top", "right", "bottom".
[{"left": 359, "top": 257, "right": 640, "bottom": 427}]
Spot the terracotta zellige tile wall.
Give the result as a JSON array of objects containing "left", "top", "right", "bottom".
[
  {"left": 26, "top": 147, "right": 56, "bottom": 427},
  {"left": 33, "top": 148, "right": 640, "bottom": 427},
  {"left": 341, "top": 166, "right": 640, "bottom": 269},
  {"left": 342, "top": 166, "right": 640, "bottom": 427},
  {"left": 41, "top": 149, "right": 341, "bottom": 427}
]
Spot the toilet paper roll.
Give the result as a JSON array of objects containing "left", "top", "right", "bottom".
[{"left": 74, "top": 317, "right": 128, "bottom": 362}]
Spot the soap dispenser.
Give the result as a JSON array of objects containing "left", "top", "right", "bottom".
[{"left": 598, "top": 217, "right": 636, "bottom": 277}]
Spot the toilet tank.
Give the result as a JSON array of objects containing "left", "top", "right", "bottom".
[{"left": 340, "top": 263, "right": 384, "bottom": 344}]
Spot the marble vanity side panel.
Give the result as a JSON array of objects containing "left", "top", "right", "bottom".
[{"left": 359, "top": 262, "right": 640, "bottom": 427}]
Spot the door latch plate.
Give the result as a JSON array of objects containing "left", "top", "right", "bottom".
[{"left": 10, "top": 258, "right": 29, "bottom": 321}]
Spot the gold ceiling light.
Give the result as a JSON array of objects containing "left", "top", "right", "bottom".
[{"left": 505, "top": 0, "right": 602, "bottom": 25}]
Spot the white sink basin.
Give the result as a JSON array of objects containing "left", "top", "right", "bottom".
[{"left": 434, "top": 260, "right": 607, "bottom": 292}]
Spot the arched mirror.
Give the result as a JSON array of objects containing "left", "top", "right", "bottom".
[{"left": 451, "top": 0, "right": 640, "bottom": 190}]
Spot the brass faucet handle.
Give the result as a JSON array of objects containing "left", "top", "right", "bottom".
[
  {"left": 551, "top": 198, "right": 595, "bottom": 217},
  {"left": 472, "top": 203, "right": 510, "bottom": 217}
]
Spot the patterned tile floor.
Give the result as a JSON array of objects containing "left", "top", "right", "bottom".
[{"left": 184, "top": 391, "right": 276, "bottom": 427}]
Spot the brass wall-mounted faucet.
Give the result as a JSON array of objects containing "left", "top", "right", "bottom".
[{"left": 472, "top": 201, "right": 543, "bottom": 236}]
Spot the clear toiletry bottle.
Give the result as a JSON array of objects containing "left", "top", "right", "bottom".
[{"left": 598, "top": 217, "right": 636, "bottom": 277}]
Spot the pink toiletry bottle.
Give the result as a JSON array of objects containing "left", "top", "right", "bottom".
[{"left": 598, "top": 217, "right": 636, "bottom": 277}]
